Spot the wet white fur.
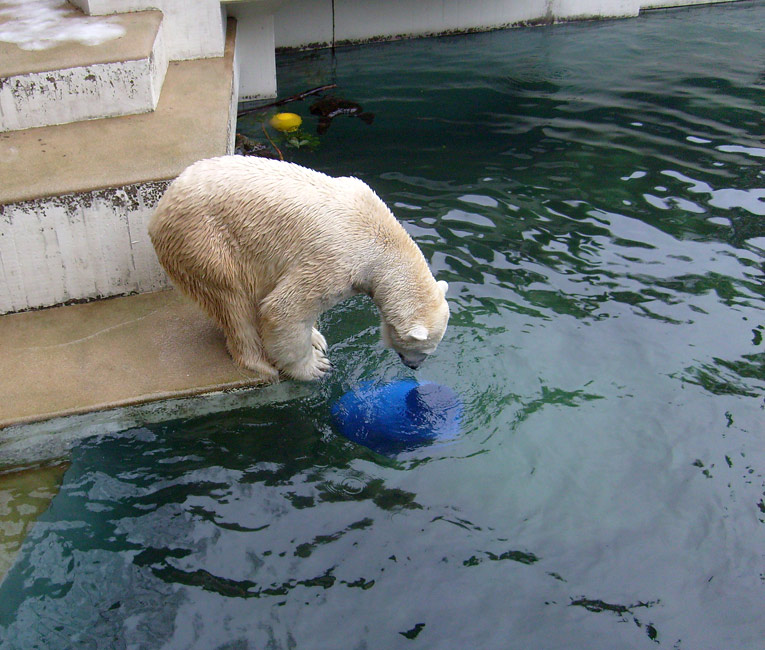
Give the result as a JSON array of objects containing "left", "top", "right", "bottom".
[{"left": 149, "top": 156, "right": 449, "bottom": 381}]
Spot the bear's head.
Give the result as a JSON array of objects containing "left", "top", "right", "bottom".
[{"left": 381, "top": 280, "right": 450, "bottom": 369}]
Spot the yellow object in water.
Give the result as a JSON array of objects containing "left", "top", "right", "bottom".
[{"left": 269, "top": 112, "right": 302, "bottom": 132}]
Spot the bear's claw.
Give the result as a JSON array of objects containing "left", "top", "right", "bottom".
[
  {"left": 282, "top": 347, "right": 331, "bottom": 381},
  {"left": 311, "top": 328, "right": 328, "bottom": 354}
]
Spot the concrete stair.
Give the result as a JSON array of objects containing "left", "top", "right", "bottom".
[
  {"left": 0, "top": 9, "right": 167, "bottom": 131},
  {"left": 0, "top": 1, "right": 240, "bottom": 315},
  {"left": 0, "top": 1, "right": 298, "bottom": 433}
]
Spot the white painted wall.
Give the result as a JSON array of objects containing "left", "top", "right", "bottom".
[
  {"left": 225, "top": 3, "right": 277, "bottom": 99},
  {"left": 640, "top": 0, "right": 727, "bottom": 7},
  {"left": 272, "top": 0, "right": 627, "bottom": 49},
  {"left": 158, "top": 0, "right": 227, "bottom": 60},
  {"left": 227, "top": 27, "right": 241, "bottom": 150},
  {"left": 0, "top": 183, "right": 171, "bottom": 314},
  {"left": 272, "top": 0, "right": 738, "bottom": 49}
]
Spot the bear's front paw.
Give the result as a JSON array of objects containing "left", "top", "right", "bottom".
[{"left": 282, "top": 347, "right": 331, "bottom": 381}]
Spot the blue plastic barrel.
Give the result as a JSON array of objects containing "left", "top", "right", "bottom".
[{"left": 331, "top": 380, "right": 462, "bottom": 454}]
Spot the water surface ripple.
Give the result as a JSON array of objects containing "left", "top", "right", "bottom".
[{"left": 2, "top": 3, "right": 764, "bottom": 649}]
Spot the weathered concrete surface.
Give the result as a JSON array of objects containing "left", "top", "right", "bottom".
[
  {"left": 0, "top": 6, "right": 156, "bottom": 77},
  {"left": 1, "top": 181, "right": 171, "bottom": 314},
  {"left": 0, "top": 288, "right": 266, "bottom": 430},
  {"left": 0, "top": 20, "right": 236, "bottom": 205},
  {"left": 0, "top": 20, "right": 238, "bottom": 314}
]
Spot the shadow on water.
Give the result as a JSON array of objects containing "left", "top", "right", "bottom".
[{"left": 3, "top": 2, "right": 765, "bottom": 648}]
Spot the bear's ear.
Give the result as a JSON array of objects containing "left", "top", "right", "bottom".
[
  {"left": 407, "top": 325, "right": 429, "bottom": 341},
  {"left": 437, "top": 280, "right": 449, "bottom": 295}
]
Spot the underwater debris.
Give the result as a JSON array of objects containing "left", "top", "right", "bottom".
[
  {"left": 310, "top": 96, "right": 375, "bottom": 134},
  {"left": 237, "top": 84, "right": 337, "bottom": 118},
  {"left": 234, "top": 133, "right": 278, "bottom": 158},
  {"left": 399, "top": 623, "right": 426, "bottom": 640}
]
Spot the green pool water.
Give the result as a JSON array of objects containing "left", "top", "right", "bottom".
[{"left": 2, "top": 3, "right": 764, "bottom": 648}]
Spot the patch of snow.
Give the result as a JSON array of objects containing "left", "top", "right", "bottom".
[{"left": 0, "top": 0, "right": 125, "bottom": 51}]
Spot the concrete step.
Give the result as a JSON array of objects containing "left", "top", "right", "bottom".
[
  {"left": 71, "top": 0, "right": 228, "bottom": 62},
  {"left": 0, "top": 5, "right": 167, "bottom": 131},
  {"left": 0, "top": 18, "right": 238, "bottom": 314},
  {"left": 0, "top": 288, "right": 265, "bottom": 430}
]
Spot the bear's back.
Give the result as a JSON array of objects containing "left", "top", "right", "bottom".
[
  {"left": 162, "top": 156, "right": 387, "bottom": 239},
  {"left": 149, "top": 156, "right": 419, "bottom": 289}
]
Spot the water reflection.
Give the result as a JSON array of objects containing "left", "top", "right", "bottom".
[
  {"left": 0, "top": 462, "right": 68, "bottom": 582},
  {"left": 0, "top": 418, "right": 556, "bottom": 648}
]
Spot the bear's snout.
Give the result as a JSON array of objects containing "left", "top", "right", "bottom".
[{"left": 398, "top": 351, "right": 428, "bottom": 369}]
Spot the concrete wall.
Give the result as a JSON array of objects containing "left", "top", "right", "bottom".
[
  {"left": 272, "top": 0, "right": 733, "bottom": 49},
  {"left": 0, "top": 183, "right": 171, "bottom": 314},
  {"left": 225, "top": 3, "right": 277, "bottom": 99}
]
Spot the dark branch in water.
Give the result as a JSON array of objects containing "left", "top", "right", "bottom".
[{"left": 237, "top": 84, "right": 338, "bottom": 117}]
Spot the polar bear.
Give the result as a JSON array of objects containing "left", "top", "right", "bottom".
[{"left": 148, "top": 156, "right": 449, "bottom": 382}]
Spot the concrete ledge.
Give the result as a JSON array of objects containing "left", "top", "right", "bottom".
[
  {"left": 0, "top": 373, "right": 313, "bottom": 583},
  {"left": 0, "top": 288, "right": 267, "bottom": 430}
]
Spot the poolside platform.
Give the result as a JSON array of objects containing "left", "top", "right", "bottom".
[{"left": 0, "top": 288, "right": 266, "bottom": 431}]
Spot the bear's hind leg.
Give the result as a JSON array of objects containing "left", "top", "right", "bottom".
[
  {"left": 197, "top": 286, "right": 280, "bottom": 383},
  {"left": 225, "top": 313, "right": 281, "bottom": 383}
]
